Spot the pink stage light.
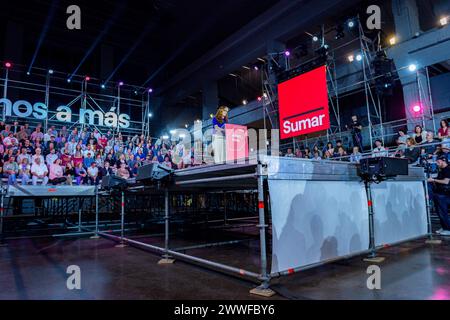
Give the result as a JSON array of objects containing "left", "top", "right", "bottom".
[
  {"left": 85, "top": 76, "right": 91, "bottom": 81},
  {"left": 4, "top": 62, "right": 12, "bottom": 68},
  {"left": 119, "top": 81, "right": 124, "bottom": 86},
  {"left": 257, "top": 96, "right": 262, "bottom": 102},
  {"left": 284, "top": 50, "right": 291, "bottom": 57},
  {"left": 412, "top": 105, "right": 421, "bottom": 113}
]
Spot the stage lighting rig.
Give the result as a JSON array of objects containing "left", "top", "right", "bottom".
[
  {"left": 335, "top": 25, "right": 345, "bottom": 40},
  {"left": 372, "top": 51, "right": 395, "bottom": 95}
]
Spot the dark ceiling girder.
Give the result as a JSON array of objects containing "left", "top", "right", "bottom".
[{"left": 158, "top": 0, "right": 360, "bottom": 106}]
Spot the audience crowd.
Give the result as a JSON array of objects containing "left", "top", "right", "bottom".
[
  {"left": 0, "top": 121, "right": 198, "bottom": 186},
  {"left": 283, "top": 120, "right": 450, "bottom": 166}
]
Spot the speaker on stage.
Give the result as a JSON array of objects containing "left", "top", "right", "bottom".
[
  {"left": 136, "top": 163, "right": 174, "bottom": 182},
  {"left": 101, "top": 175, "right": 128, "bottom": 191}
]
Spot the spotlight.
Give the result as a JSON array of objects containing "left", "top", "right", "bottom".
[
  {"left": 184, "top": 124, "right": 188, "bottom": 128},
  {"left": 148, "top": 88, "right": 153, "bottom": 93},
  {"left": 162, "top": 135, "right": 169, "bottom": 140},
  {"left": 119, "top": 81, "right": 124, "bottom": 86},
  {"left": 67, "top": 79, "right": 71, "bottom": 83},
  {"left": 257, "top": 96, "right": 262, "bottom": 102},
  {"left": 148, "top": 112, "right": 153, "bottom": 118},
  {"left": 210, "top": 114, "right": 214, "bottom": 118},
  {"left": 412, "top": 105, "right": 422, "bottom": 114},
  {"left": 284, "top": 50, "right": 291, "bottom": 57},
  {"left": 389, "top": 36, "right": 397, "bottom": 45},
  {"left": 312, "top": 35, "right": 319, "bottom": 42},
  {"left": 101, "top": 84, "right": 106, "bottom": 89},
  {"left": 347, "top": 54, "right": 355, "bottom": 62},
  {"left": 4, "top": 62, "right": 12, "bottom": 68},
  {"left": 196, "top": 119, "right": 201, "bottom": 123},
  {"left": 134, "top": 90, "right": 138, "bottom": 95},
  {"left": 26, "top": 72, "right": 30, "bottom": 76},
  {"left": 170, "top": 130, "right": 176, "bottom": 135},
  {"left": 356, "top": 54, "right": 363, "bottom": 61},
  {"left": 408, "top": 64, "right": 417, "bottom": 72},
  {"left": 263, "top": 92, "right": 268, "bottom": 99},
  {"left": 440, "top": 16, "right": 448, "bottom": 26},
  {"left": 347, "top": 19, "right": 356, "bottom": 28},
  {"left": 242, "top": 99, "right": 248, "bottom": 105},
  {"left": 85, "top": 76, "right": 91, "bottom": 81},
  {"left": 253, "top": 65, "right": 259, "bottom": 71},
  {"left": 48, "top": 69, "right": 54, "bottom": 74}
]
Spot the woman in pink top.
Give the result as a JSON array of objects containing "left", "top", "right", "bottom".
[
  {"left": 72, "top": 151, "right": 83, "bottom": 168},
  {"left": 49, "top": 159, "right": 66, "bottom": 185}
]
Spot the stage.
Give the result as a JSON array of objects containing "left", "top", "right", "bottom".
[{"left": 0, "top": 156, "right": 434, "bottom": 297}]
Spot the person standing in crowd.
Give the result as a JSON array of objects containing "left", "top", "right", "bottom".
[
  {"left": 346, "top": 115, "right": 363, "bottom": 151},
  {"left": 428, "top": 156, "right": 450, "bottom": 236}
]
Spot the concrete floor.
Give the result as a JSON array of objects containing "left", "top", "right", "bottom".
[{"left": 0, "top": 234, "right": 449, "bottom": 300}]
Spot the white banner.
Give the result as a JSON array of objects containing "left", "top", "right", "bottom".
[
  {"left": 371, "top": 181, "right": 428, "bottom": 246},
  {"left": 268, "top": 180, "right": 370, "bottom": 274}
]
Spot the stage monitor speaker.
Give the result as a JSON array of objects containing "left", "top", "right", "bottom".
[
  {"left": 101, "top": 175, "right": 128, "bottom": 191},
  {"left": 359, "top": 157, "right": 409, "bottom": 180},
  {"left": 136, "top": 163, "right": 174, "bottom": 182}
]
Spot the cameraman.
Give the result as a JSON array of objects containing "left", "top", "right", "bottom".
[{"left": 427, "top": 155, "right": 450, "bottom": 235}]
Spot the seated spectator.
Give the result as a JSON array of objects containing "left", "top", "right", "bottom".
[
  {"left": 3, "top": 156, "right": 19, "bottom": 185},
  {"left": 45, "top": 148, "right": 58, "bottom": 167},
  {"left": 312, "top": 145, "right": 322, "bottom": 158},
  {"left": 75, "top": 163, "right": 87, "bottom": 185},
  {"left": 117, "top": 163, "right": 130, "bottom": 179},
  {"left": 372, "top": 140, "right": 389, "bottom": 157},
  {"left": 31, "top": 147, "right": 45, "bottom": 164},
  {"left": 60, "top": 149, "right": 72, "bottom": 167},
  {"left": 18, "top": 158, "right": 31, "bottom": 185},
  {"left": 422, "top": 132, "right": 439, "bottom": 158},
  {"left": 65, "top": 163, "right": 75, "bottom": 185},
  {"left": 403, "top": 138, "right": 420, "bottom": 164},
  {"left": 438, "top": 120, "right": 449, "bottom": 140},
  {"left": 396, "top": 129, "right": 409, "bottom": 150},
  {"left": 100, "top": 161, "right": 114, "bottom": 178},
  {"left": 162, "top": 155, "right": 173, "bottom": 169},
  {"left": 350, "top": 146, "right": 362, "bottom": 163},
  {"left": 303, "top": 148, "right": 312, "bottom": 159},
  {"left": 17, "top": 147, "right": 31, "bottom": 165},
  {"left": 83, "top": 152, "right": 95, "bottom": 168},
  {"left": 49, "top": 159, "right": 66, "bottom": 185},
  {"left": 72, "top": 151, "right": 83, "bottom": 168},
  {"left": 31, "top": 157, "right": 49, "bottom": 185},
  {"left": 284, "top": 148, "right": 295, "bottom": 158},
  {"left": 87, "top": 162, "right": 100, "bottom": 185},
  {"left": 336, "top": 146, "right": 348, "bottom": 161},
  {"left": 413, "top": 125, "right": 426, "bottom": 145},
  {"left": 312, "top": 151, "right": 322, "bottom": 161}
]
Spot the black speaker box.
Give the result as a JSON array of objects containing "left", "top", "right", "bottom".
[
  {"left": 101, "top": 175, "right": 128, "bottom": 190},
  {"left": 359, "top": 157, "right": 409, "bottom": 178},
  {"left": 136, "top": 163, "right": 173, "bottom": 182}
]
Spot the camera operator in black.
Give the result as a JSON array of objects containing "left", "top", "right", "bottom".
[
  {"left": 427, "top": 155, "right": 450, "bottom": 235},
  {"left": 346, "top": 115, "right": 363, "bottom": 151}
]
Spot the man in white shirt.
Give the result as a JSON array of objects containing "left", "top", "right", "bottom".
[
  {"left": 87, "top": 162, "right": 100, "bottom": 185},
  {"left": 31, "top": 157, "right": 49, "bottom": 185},
  {"left": 372, "top": 139, "right": 389, "bottom": 157},
  {"left": 31, "top": 148, "right": 45, "bottom": 164},
  {"left": 17, "top": 148, "right": 31, "bottom": 164}
]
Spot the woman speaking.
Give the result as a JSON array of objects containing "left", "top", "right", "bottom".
[{"left": 212, "top": 106, "right": 229, "bottom": 164}]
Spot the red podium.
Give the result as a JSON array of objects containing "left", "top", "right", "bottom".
[{"left": 225, "top": 124, "right": 248, "bottom": 163}]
